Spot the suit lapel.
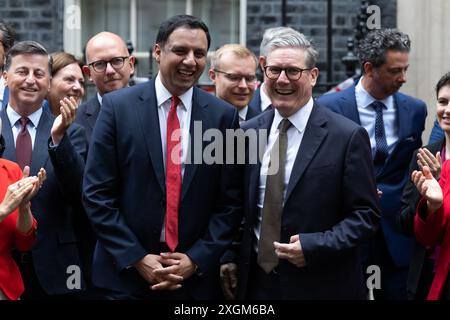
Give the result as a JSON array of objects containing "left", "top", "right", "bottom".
[
  {"left": 337, "top": 86, "right": 361, "bottom": 125},
  {"left": 285, "top": 104, "right": 328, "bottom": 203},
  {"left": 248, "top": 110, "right": 274, "bottom": 211},
  {"left": 394, "top": 93, "right": 410, "bottom": 141},
  {"left": 136, "top": 80, "right": 166, "bottom": 193},
  {"left": 86, "top": 97, "right": 101, "bottom": 131},
  {"left": 30, "top": 110, "right": 53, "bottom": 174},
  {"left": 181, "top": 88, "right": 208, "bottom": 200}
]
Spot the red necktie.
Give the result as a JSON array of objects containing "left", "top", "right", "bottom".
[
  {"left": 16, "top": 117, "right": 32, "bottom": 170},
  {"left": 165, "top": 96, "right": 182, "bottom": 252}
]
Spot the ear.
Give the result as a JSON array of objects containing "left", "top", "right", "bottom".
[
  {"left": 363, "top": 62, "right": 374, "bottom": 77},
  {"left": 82, "top": 65, "right": 92, "bottom": 81},
  {"left": 309, "top": 67, "right": 319, "bottom": 87},
  {"left": 259, "top": 56, "right": 266, "bottom": 70},
  {"left": 128, "top": 55, "right": 136, "bottom": 74},
  {"left": 2, "top": 71, "right": 8, "bottom": 87},
  {"left": 208, "top": 68, "right": 216, "bottom": 83},
  {"left": 153, "top": 44, "right": 162, "bottom": 63}
]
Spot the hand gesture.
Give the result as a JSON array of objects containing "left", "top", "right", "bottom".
[
  {"left": 20, "top": 166, "right": 46, "bottom": 205},
  {"left": 412, "top": 165, "right": 443, "bottom": 212},
  {"left": 51, "top": 97, "right": 79, "bottom": 145},
  {"left": 133, "top": 254, "right": 183, "bottom": 291},
  {"left": 274, "top": 234, "right": 306, "bottom": 268},
  {"left": 220, "top": 263, "right": 238, "bottom": 300},
  {"left": 417, "top": 149, "right": 442, "bottom": 180}
]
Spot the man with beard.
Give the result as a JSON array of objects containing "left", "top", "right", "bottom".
[
  {"left": 318, "top": 29, "right": 427, "bottom": 299},
  {"left": 75, "top": 32, "right": 135, "bottom": 144}
]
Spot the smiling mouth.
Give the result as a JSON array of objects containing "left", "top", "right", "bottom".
[
  {"left": 178, "top": 70, "right": 195, "bottom": 77},
  {"left": 275, "top": 88, "right": 295, "bottom": 95}
]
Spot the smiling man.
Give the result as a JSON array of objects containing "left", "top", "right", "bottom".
[
  {"left": 82, "top": 15, "right": 242, "bottom": 300},
  {"left": 75, "top": 32, "right": 135, "bottom": 144},
  {"left": 318, "top": 29, "right": 427, "bottom": 300},
  {"left": 224, "top": 27, "right": 380, "bottom": 300},
  {"left": 209, "top": 44, "right": 258, "bottom": 125}
]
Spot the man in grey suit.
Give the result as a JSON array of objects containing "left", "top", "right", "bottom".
[{"left": 75, "top": 32, "right": 135, "bottom": 144}]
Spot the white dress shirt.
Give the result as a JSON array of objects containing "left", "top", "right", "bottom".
[
  {"left": 355, "top": 77, "right": 398, "bottom": 158},
  {"left": 238, "top": 106, "right": 248, "bottom": 125},
  {"left": 259, "top": 82, "right": 272, "bottom": 112},
  {"left": 6, "top": 104, "right": 43, "bottom": 149},
  {"left": 155, "top": 73, "right": 193, "bottom": 242},
  {"left": 0, "top": 77, "right": 5, "bottom": 111},
  {"left": 254, "top": 97, "right": 314, "bottom": 250}
]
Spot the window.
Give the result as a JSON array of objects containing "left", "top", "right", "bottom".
[{"left": 65, "top": 0, "right": 245, "bottom": 84}]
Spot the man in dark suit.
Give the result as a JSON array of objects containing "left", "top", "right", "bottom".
[
  {"left": 75, "top": 32, "right": 135, "bottom": 144},
  {"left": 317, "top": 29, "right": 427, "bottom": 299},
  {"left": 223, "top": 27, "right": 380, "bottom": 300},
  {"left": 1, "top": 41, "right": 88, "bottom": 298},
  {"left": 209, "top": 44, "right": 259, "bottom": 124},
  {"left": 82, "top": 15, "right": 242, "bottom": 300}
]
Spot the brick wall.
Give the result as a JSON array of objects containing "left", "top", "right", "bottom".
[
  {"left": 0, "top": 0, "right": 64, "bottom": 53},
  {"left": 246, "top": 0, "right": 396, "bottom": 89}
]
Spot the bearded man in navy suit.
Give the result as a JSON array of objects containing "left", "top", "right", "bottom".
[{"left": 318, "top": 29, "right": 427, "bottom": 300}]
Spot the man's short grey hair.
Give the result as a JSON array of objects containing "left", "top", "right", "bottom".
[
  {"left": 259, "top": 27, "right": 319, "bottom": 68},
  {"left": 358, "top": 28, "right": 411, "bottom": 70}
]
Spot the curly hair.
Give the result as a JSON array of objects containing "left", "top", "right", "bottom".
[{"left": 358, "top": 28, "right": 410, "bottom": 70}]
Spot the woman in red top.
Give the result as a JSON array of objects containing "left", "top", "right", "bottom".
[
  {"left": 413, "top": 155, "right": 450, "bottom": 300},
  {"left": 0, "top": 119, "right": 46, "bottom": 300}
]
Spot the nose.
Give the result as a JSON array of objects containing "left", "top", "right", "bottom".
[
  {"left": 105, "top": 61, "right": 116, "bottom": 75},
  {"left": 277, "top": 69, "right": 290, "bottom": 84},
  {"left": 72, "top": 80, "right": 83, "bottom": 92},
  {"left": 183, "top": 51, "right": 196, "bottom": 67},
  {"left": 398, "top": 69, "right": 407, "bottom": 83},
  {"left": 237, "top": 77, "right": 248, "bottom": 88},
  {"left": 25, "top": 72, "right": 36, "bottom": 84}
]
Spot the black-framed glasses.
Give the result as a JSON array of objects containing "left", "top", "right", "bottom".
[
  {"left": 214, "top": 69, "right": 257, "bottom": 84},
  {"left": 88, "top": 56, "right": 130, "bottom": 73},
  {"left": 264, "top": 66, "right": 312, "bottom": 81}
]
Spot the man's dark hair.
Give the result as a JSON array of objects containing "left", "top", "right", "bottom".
[
  {"left": 358, "top": 28, "right": 411, "bottom": 71},
  {"left": 0, "top": 18, "right": 16, "bottom": 52},
  {"left": 4, "top": 40, "right": 52, "bottom": 72},
  {"left": 156, "top": 14, "right": 211, "bottom": 50}
]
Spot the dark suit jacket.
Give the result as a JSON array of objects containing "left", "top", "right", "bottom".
[
  {"left": 82, "top": 80, "right": 243, "bottom": 299},
  {"left": 247, "top": 87, "right": 262, "bottom": 117},
  {"left": 317, "top": 85, "right": 427, "bottom": 267},
  {"left": 399, "top": 139, "right": 443, "bottom": 299},
  {"left": 1, "top": 109, "right": 89, "bottom": 295},
  {"left": 75, "top": 96, "right": 101, "bottom": 145},
  {"left": 236, "top": 104, "right": 381, "bottom": 299}
]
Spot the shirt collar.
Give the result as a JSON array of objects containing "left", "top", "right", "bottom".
[
  {"left": 6, "top": 104, "right": 43, "bottom": 129},
  {"left": 356, "top": 76, "right": 394, "bottom": 109},
  {"left": 259, "top": 83, "right": 272, "bottom": 112},
  {"left": 238, "top": 106, "right": 248, "bottom": 121},
  {"left": 97, "top": 92, "right": 103, "bottom": 106},
  {"left": 155, "top": 73, "right": 193, "bottom": 112},
  {"left": 272, "top": 96, "right": 314, "bottom": 134}
]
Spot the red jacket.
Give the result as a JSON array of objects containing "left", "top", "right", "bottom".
[
  {"left": 415, "top": 160, "right": 450, "bottom": 300},
  {"left": 0, "top": 159, "right": 37, "bottom": 300}
]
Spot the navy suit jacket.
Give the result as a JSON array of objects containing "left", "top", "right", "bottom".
[
  {"left": 236, "top": 104, "right": 381, "bottom": 299},
  {"left": 1, "top": 109, "right": 88, "bottom": 295},
  {"left": 75, "top": 96, "right": 101, "bottom": 146},
  {"left": 247, "top": 87, "right": 262, "bottom": 118},
  {"left": 317, "top": 85, "right": 427, "bottom": 267},
  {"left": 82, "top": 80, "right": 243, "bottom": 298}
]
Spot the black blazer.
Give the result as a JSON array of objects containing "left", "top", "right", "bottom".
[
  {"left": 236, "top": 104, "right": 381, "bottom": 299},
  {"left": 1, "top": 109, "right": 89, "bottom": 295},
  {"left": 75, "top": 96, "right": 101, "bottom": 145},
  {"left": 399, "top": 139, "right": 444, "bottom": 299},
  {"left": 82, "top": 80, "right": 243, "bottom": 298}
]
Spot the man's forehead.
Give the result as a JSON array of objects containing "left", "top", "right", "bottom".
[{"left": 10, "top": 54, "right": 48, "bottom": 68}]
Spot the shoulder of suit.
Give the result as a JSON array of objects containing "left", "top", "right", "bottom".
[
  {"left": 315, "top": 104, "right": 360, "bottom": 131},
  {"left": 194, "top": 86, "right": 236, "bottom": 113},
  {"left": 395, "top": 91, "right": 427, "bottom": 109}
]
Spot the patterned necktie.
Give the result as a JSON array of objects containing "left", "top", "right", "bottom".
[
  {"left": 16, "top": 117, "right": 32, "bottom": 170},
  {"left": 258, "top": 118, "right": 292, "bottom": 273},
  {"left": 165, "top": 96, "right": 182, "bottom": 252},
  {"left": 371, "top": 101, "right": 389, "bottom": 167}
]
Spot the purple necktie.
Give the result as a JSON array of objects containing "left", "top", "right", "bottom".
[{"left": 16, "top": 117, "right": 32, "bottom": 170}]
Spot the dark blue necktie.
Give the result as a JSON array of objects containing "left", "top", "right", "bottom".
[{"left": 371, "top": 100, "right": 389, "bottom": 167}]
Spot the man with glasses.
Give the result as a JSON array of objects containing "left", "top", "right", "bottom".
[
  {"left": 209, "top": 44, "right": 258, "bottom": 125},
  {"left": 228, "top": 27, "right": 380, "bottom": 299},
  {"left": 318, "top": 29, "right": 427, "bottom": 300},
  {"left": 76, "top": 32, "right": 135, "bottom": 144}
]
